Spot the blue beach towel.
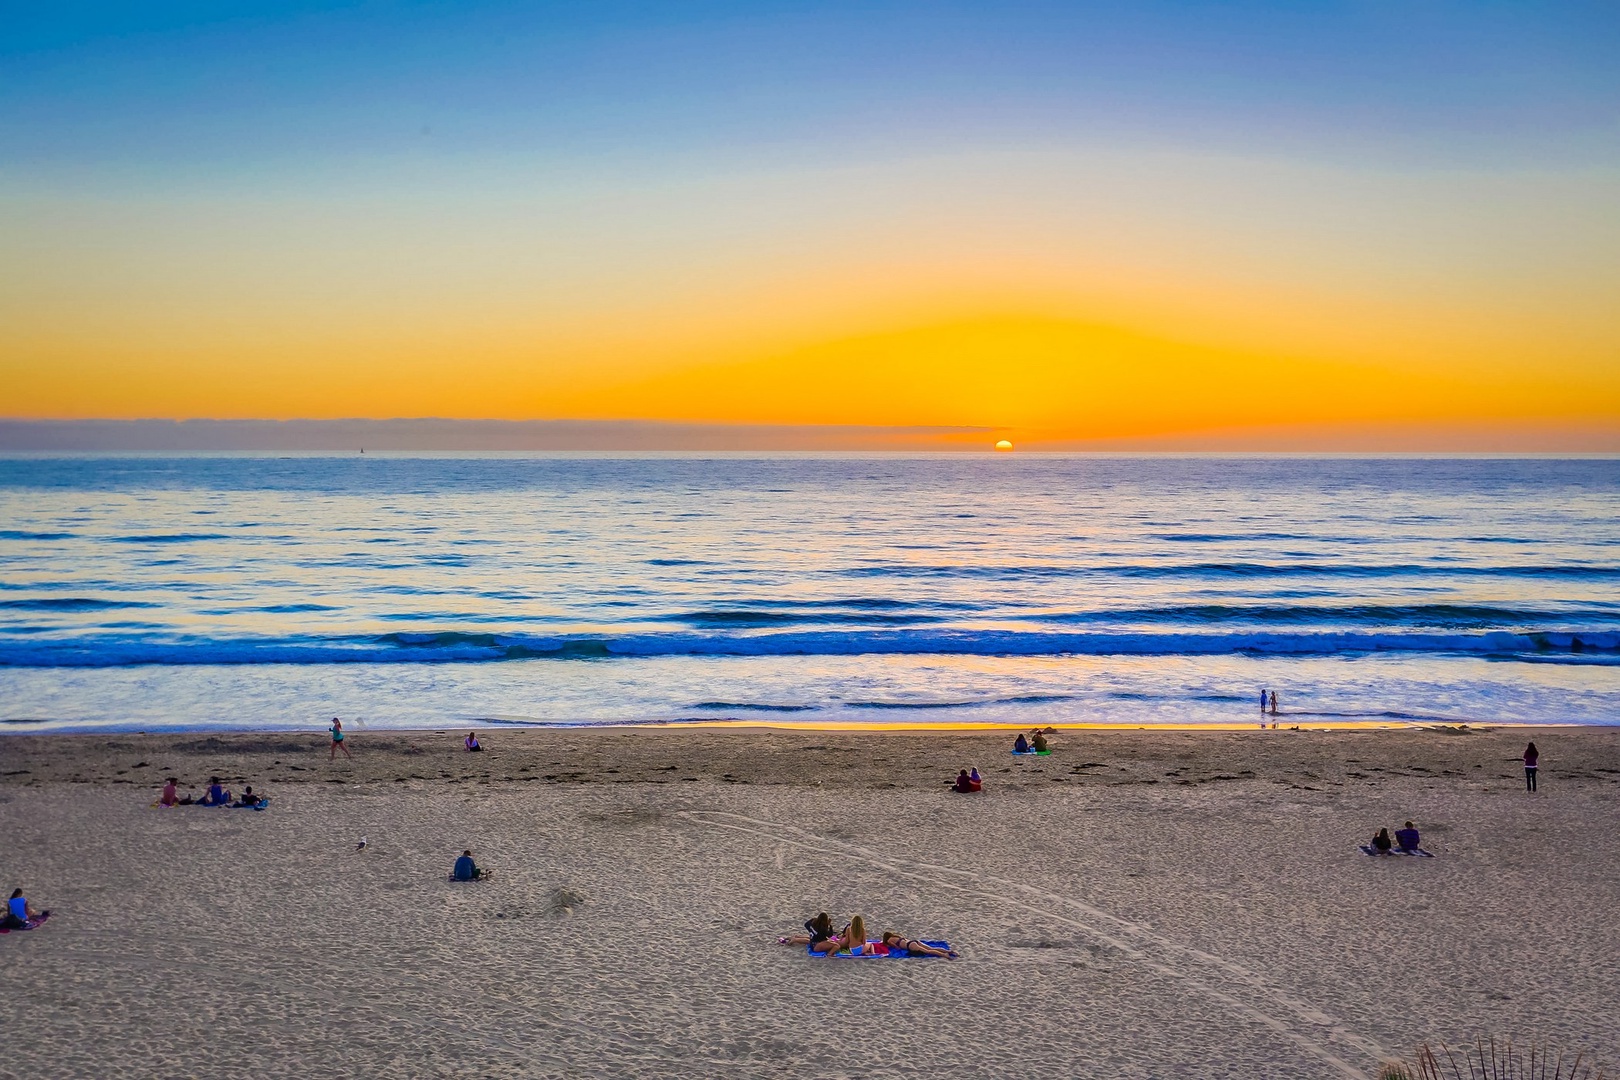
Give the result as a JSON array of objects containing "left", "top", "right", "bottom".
[
  {"left": 1360, "top": 845, "right": 1434, "bottom": 858},
  {"left": 1011, "top": 750, "right": 1052, "bottom": 756},
  {"left": 807, "top": 939, "right": 952, "bottom": 958}
]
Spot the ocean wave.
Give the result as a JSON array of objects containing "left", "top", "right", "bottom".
[
  {"left": 3, "top": 627, "right": 1617, "bottom": 667},
  {"left": 0, "top": 530, "right": 76, "bottom": 541},
  {"left": 837, "top": 562, "right": 1620, "bottom": 581},
  {"left": 0, "top": 597, "right": 161, "bottom": 612},
  {"left": 1041, "top": 602, "right": 1620, "bottom": 628},
  {"left": 103, "top": 533, "right": 233, "bottom": 544},
  {"left": 659, "top": 609, "right": 948, "bottom": 628}
]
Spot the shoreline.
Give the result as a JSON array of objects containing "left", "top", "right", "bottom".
[
  {"left": 5, "top": 716, "right": 1612, "bottom": 740},
  {"left": 5, "top": 723, "right": 1617, "bottom": 792}
]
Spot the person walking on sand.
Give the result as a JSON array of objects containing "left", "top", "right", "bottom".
[
  {"left": 330, "top": 717, "right": 352, "bottom": 760},
  {"left": 1523, "top": 741, "right": 1539, "bottom": 793}
]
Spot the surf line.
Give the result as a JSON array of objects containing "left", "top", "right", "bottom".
[{"left": 681, "top": 809, "right": 1385, "bottom": 1079}]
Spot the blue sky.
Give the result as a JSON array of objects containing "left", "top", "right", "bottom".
[{"left": 6, "top": 1, "right": 1618, "bottom": 176}]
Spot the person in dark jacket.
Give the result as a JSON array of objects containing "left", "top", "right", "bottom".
[{"left": 451, "top": 850, "right": 489, "bottom": 881}]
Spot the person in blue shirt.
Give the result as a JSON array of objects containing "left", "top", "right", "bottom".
[
  {"left": 1394, "top": 821, "right": 1421, "bottom": 853},
  {"left": 451, "top": 850, "right": 491, "bottom": 881},
  {"left": 2, "top": 888, "right": 44, "bottom": 930},
  {"left": 200, "top": 777, "right": 230, "bottom": 806}
]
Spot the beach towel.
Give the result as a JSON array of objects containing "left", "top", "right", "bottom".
[
  {"left": 0, "top": 912, "right": 50, "bottom": 934},
  {"left": 808, "top": 939, "right": 951, "bottom": 958},
  {"left": 1360, "top": 845, "right": 1435, "bottom": 858},
  {"left": 1011, "top": 750, "right": 1052, "bottom": 756},
  {"left": 232, "top": 798, "right": 270, "bottom": 811}
]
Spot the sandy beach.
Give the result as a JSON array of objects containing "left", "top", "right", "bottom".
[{"left": 3, "top": 724, "right": 1619, "bottom": 1079}]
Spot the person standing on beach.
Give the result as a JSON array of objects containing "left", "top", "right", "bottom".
[
  {"left": 1260, "top": 688, "right": 1268, "bottom": 713},
  {"left": 330, "top": 717, "right": 352, "bottom": 760},
  {"left": 1523, "top": 741, "right": 1539, "bottom": 792},
  {"left": 1268, "top": 691, "right": 1279, "bottom": 716}
]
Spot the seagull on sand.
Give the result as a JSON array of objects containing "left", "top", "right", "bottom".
[{"left": 355, "top": 836, "right": 368, "bottom": 852}]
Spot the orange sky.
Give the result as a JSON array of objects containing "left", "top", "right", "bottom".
[{"left": 4, "top": 150, "right": 1619, "bottom": 447}]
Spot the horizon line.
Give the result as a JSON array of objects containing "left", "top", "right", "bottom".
[{"left": 1, "top": 416, "right": 1617, "bottom": 454}]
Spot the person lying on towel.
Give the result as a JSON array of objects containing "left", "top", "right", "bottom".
[{"left": 879, "top": 932, "right": 957, "bottom": 959}]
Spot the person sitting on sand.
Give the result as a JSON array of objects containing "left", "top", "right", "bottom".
[
  {"left": 816, "top": 915, "right": 867, "bottom": 956},
  {"left": 782, "top": 914, "right": 829, "bottom": 944},
  {"left": 1031, "top": 731, "right": 1049, "bottom": 753},
  {"left": 233, "top": 785, "right": 266, "bottom": 809},
  {"left": 1394, "top": 821, "right": 1420, "bottom": 853},
  {"left": 780, "top": 912, "right": 840, "bottom": 949},
  {"left": 1371, "top": 827, "right": 1394, "bottom": 855},
  {"left": 952, "top": 770, "right": 978, "bottom": 794},
  {"left": 879, "top": 931, "right": 957, "bottom": 959},
  {"left": 1013, "top": 733, "right": 1030, "bottom": 754},
  {"left": 465, "top": 732, "right": 482, "bottom": 752},
  {"left": 2, "top": 888, "right": 45, "bottom": 930},
  {"left": 451, "top": 850, "right": 490, "bottom": 882},
  {"left": 158, "top": 777, "right": 179, "bottom": 807},
  {"left": 968, "top": 767, "right": 981, "bottom": 791},
  {"left": 200, "top": 777, "right": 230, "bottom": 806}
]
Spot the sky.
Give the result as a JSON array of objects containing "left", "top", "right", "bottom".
[{"left": 2, "top": 1, "right": 1618, "bottom": 448}]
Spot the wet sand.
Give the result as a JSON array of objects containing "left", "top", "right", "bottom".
[{"left": 3, "top": 725, "right": 1618, "bottom": 1078}]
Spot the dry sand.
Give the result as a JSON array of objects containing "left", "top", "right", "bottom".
[{"left": 3, "top": 725, "right": 1619, "bottom": 1079}]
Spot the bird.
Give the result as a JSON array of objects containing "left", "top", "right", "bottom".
[{"left": 355, "top": 836, "right": 368, "bottom": 852}]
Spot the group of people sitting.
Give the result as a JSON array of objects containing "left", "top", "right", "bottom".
[
  {"left": 1369, "top": 821, "right": 1423, "bottom": 855},
  {"left": 156, "top": 776, "right": 268, "bottom": 809},
  {"left": 779, "top": 913, "right": 957, "bottom": 958},
  {"left": 1, "top": 888, "right": 46, "bottom": 931},
  {"left": 951, "top": 768, "right": 982, "bottom": 793},
  {"left": 1012, "top": 731, "right": 1050, "bottom": 754}
]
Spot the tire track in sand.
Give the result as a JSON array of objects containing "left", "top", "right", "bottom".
[{"left": 682, "top": 809, "right": 1385, "bottom": 1079}]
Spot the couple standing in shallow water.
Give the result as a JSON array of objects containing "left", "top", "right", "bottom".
[{"left": 782, "top": 913, "right": 956, "bottom": 958}]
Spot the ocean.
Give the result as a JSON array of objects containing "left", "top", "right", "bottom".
[{"left": 2, "top": 454, "right": 1617, "bottom": 733}]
